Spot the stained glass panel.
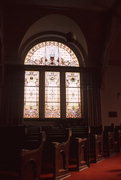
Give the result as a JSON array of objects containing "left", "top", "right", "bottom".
[
  {"left": 45, "top": 103, "right": 60, "bottom": 118},
  {"left": 24, "top": 41, "right": 79, "bottom": 67},
  {"left": 45, "top": 87, "right": 60, "bottom": 102},
  {"left": 66, "top": 88, "right": 80, "bottom": 102},
  {"left": 24, "top": 71, "right": 39, "bottom": 118},
  {"left": 66, "top": 72, "right": 80, "bottom": 88},
  {"left": 45, "top": 71, "right": 60, "bottom": 118},
  {"left": 66, "top": 72, "right": 81, "bottom": 118},
  {"left": 66, "top": 102, "right": 81, "bottom": 118}
]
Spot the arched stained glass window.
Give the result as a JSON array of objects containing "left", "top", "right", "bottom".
[
  {"left": 24, "top": 41, "right": 79, "bottom": 67},
  {"left": 24, "top": 41, "right": 81, "bottom": 119}
]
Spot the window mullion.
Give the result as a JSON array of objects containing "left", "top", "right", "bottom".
[
  {"left": 60, "top": 72, "right": 66, "bottom": 118},
  {"left": 39, "top": 70, "right": 45, "bottom": 119}
]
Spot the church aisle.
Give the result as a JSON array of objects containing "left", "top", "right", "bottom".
[{"left": 66, "top": 153, "right": 121, "bottom": 180}]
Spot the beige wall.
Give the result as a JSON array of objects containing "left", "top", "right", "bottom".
[{"left": 101, "top": 65, "right": 121, "bottom": 125}]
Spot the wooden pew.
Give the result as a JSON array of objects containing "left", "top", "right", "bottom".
[
  {"left": 24, "top": 126, "right": 44, "bottom": 149},
  {"left": 0, "top": 125, "right": 45, "bottom": 180},
  {"left": 114, "top": 125, "right": 121, "bottom": 152},
  {"left": 103, "top": 125, "right": 114, "bottom": 157},
  {"left": 69, "top": 126, "right": 90, "bottom": 171},
  {"left": 89, "top": 126, "right": 103, "bottom": 163},
  {"left": 41, "top": 126, "right": 71, "bottom": 180},
  {"left": 24, "top": 125, "right": 46, "bottom": 177}
]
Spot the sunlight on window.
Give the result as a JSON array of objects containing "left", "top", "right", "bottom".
[{"left": 23, "top": 41, "right": 81, "bottom": 119}]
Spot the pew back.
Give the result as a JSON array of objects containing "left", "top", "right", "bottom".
[{"left": 0, "top": 125, "right": 25, "bottom": 171}]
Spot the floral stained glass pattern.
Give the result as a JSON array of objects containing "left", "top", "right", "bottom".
[
  {"left": 45, "top": 71, "right": 60, "bottom": 118},
  {"left": 24, "top": 41, "right": 79, "bottom": 67},
  {"left": 66, "top": 72, "right": 81, "bottom": 118},
  {"left": 24, "top": 71, "right": 39, "bottom": 118}
]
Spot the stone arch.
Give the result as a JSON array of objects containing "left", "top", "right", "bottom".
[{"left": 19, "top": 14, "right": 88, "bottom": 66}]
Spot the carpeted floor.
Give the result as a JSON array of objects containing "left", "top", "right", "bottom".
[
  {"left": 40, "top": 153, "right": 121, "bottom": 180},
  {"left": 1, "top": 152, "right": 121, "bottom": 180},
  {"left": 65, "top": 153, "right": 121, "bottom": 180}
]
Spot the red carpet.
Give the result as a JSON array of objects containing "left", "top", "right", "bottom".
[
  {"left": 66, "top": 153, "right": 121, "bottom": 180},
  {"left": 1, "top": 153, "right": 121, "bottom": 180}
]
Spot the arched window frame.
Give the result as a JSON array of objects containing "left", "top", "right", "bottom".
[{"left": 23, "top": 36, "right": 84, "bottom": 121}]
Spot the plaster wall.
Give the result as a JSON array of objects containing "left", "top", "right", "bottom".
[{"left": 101, "top": 66, "right": 121, "bottom": 125}]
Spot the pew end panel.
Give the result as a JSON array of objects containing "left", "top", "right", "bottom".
[
  {"left": 41, "top": 127, "right": 71, "bottom": 180},
  {"left": 114, "top": 126, "right": 121, "bottom": 152},
  {"left": 0, "top": 125, "right": 45, "bottom": 180},
  {"left": 103, "top": 126, "right": 114, "bottom": 157},
  {"left": 89, "top": 134, "right": 103, "bottom": 163},
  {"left": 69, "top": 126, "right": 90, "bottom": 171},
  {"left": 89, "top": 126, "right": 103, "bottom": 163}
]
